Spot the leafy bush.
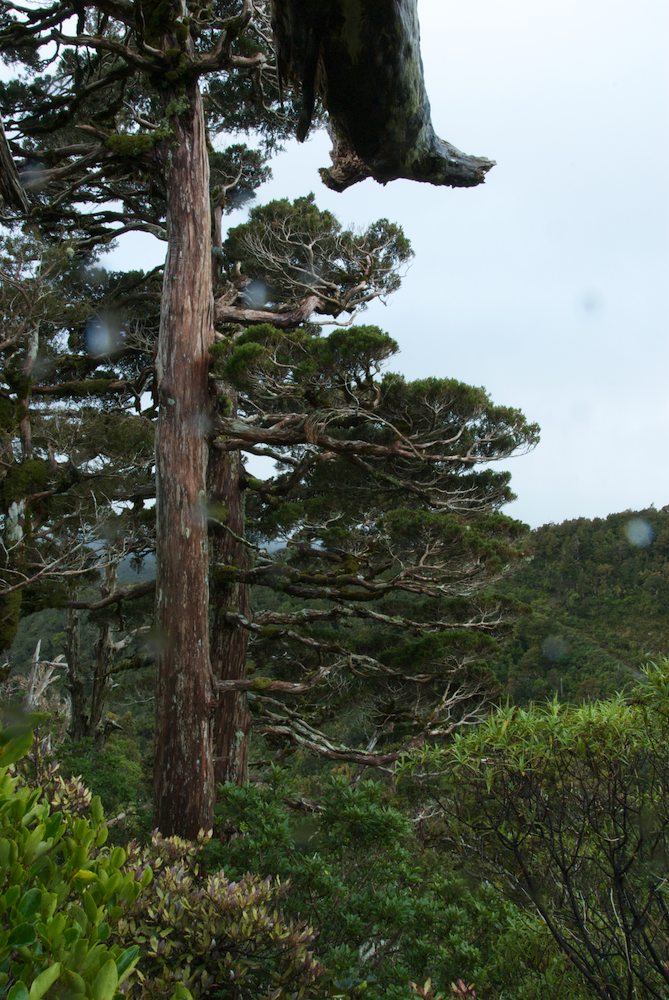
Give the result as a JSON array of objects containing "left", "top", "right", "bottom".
[
  {"left": 56, "top": 732, "right": 151, "bottom": 841},
  {"left": 116, "top": 831, "right": 323, "bottom": 999},
  {"left": 1, "top": 723, "right": 323, "bottom": 999},
  {"left": 210, "top": 774, "right": 579, "bottom": 999},
  {"left": 410, "top": 661, "right": 669, "bottom": 999},
  {"left": 0, "top": 721, "right": 146, "bottom": 999}
]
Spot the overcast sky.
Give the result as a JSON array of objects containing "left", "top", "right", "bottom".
[{"left": 108, "top": 0, "right": 669, "bottom": 528}]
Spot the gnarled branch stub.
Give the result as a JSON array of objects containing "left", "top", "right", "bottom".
[{"left": 271, "top": 0, "right": 494, "bottom": 191}]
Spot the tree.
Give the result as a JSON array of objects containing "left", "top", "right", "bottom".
[
  {"left": 1, "top": 0, "right": 289, "bottom": 833},
  {"left": 1, "top": 1, "right": 516, "bottom": 835},
  {"left": 411, "top": 662, "right": 669, "bottom": 1000},
  {"left": 0, "top": 234, "right": 150, "bottom": 642},
  {"left": 207, "top": 311, "right": 536, "bottom": 772}
]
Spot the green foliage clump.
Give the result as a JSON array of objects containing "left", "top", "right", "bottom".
[
  {"left": 116, "top": 830, "right": 322, "bottom": 999},
  {"left": 0, "top": 395, "right": 19, "bottom": 434},
  {"left": 0, "top": 459, "right": 50, "bottom": 507},
  {"left": 411, "top": 660, "right": 669, "bottom": 998},
  {"left": 105, "top": 133, "right": 157, "bottom": 158},
  {"left": 218, "top": 323, "right": 399, "bottom": 407},
  {"left": 56, "top": 734, "right": 150, "bottom": 840},
  {"left": 223, "top": 194, "right": 412, "bottom": 316},
  {"left": 210, "top": 774, "right": 577, "bottom": 999},
  {"left": 0, "top": 723, "right": 146, "bottom": 999}
]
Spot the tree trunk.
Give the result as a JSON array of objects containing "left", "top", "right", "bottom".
[
  {"left": 88, "top": 561, "right": 117, "bottom": 741},
  {"left": 66, "top": 606, "right": 86, "bottom": 740},
  {"left": 153, "top": 81, "right": 216, "bottom": 837},
  {"left": 19, "top": 328, "right": 37, "bottom": 460},
  {"left": 209, "top": 434, "right": 251, "bottom": 786}
]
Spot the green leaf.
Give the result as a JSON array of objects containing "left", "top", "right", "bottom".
[
  {"left": 22, "top": 824, "right": 46, "bottom": 863},
  {"left": 90, "top": 797, "right": 104, "bottom": 824},
  {"left": 8, "top": 923, "right": 37, "bottom": 948},
  {"left": 169, "top": 986, "right": 194, "bottom": 1000},
  {"left": 82, "top": 890, "right": 98, "bottom": 927},
  {"left": 110, "top": 846, "right": 126, "bottom": 869},
  {"left": 115, "top": 945, "right": 139, "bottom": 981},
  {"left": 91, "top": 958, "right": 118, "bottom": 1000},
  {"left": 7, "top": 983, "right": 30, "bottom": 1000},
  {"left": 18, "top": 888, "right": 43, "bottom": 919},
  {"left": 28, "top": 963, "right": 61, "bottom": 999},
  {"left": 61, "top": 969, "right": 86, "bottom": 995},
  {"left": 5, "top": 885, "right": 21, "bottom": 907},
  {"left": 73, "top": 869, "right": 96, "bottom": 883},
  {"left": 0, "top": 726, "right": 33, "bottom": 767}
]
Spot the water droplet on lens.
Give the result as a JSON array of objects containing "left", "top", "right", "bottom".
[{"left": 624, "top": 517, "right": 654, "bottom": 548}]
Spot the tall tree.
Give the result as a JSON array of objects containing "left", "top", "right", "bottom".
[
  {"left": 1, "top": 1, "right": 507, "bottom": 836},
  {"left": 1, "top": 0, "right": 291, "bottom": 834}
]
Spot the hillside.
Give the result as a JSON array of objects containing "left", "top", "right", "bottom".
[{"left": 495, "top": 507, "right": 669, "bottom": 702}]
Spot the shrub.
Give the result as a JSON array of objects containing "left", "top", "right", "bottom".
[
  {"left": 56, "top": 732, "right": 151, "bottom": 841},
  {"left": 0, "top": 721, "right": 147, "bottom": 999},
  {"left": 116, "top": 831, "right": 323, "bottom": 999},
  {"left": 1, "top": 723, "right": 323, "bottom": 999},
  {"left": 210, "top": 774, "right": 581, "bottom": 999},
  {"left": 410, "top": 661, "right": 669, "bottom": 999}
]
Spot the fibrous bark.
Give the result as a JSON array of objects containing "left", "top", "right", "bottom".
[
  {"left": 209, "top": 440, "right": 252, "bottom": 787},
  {"left": 271, "top": 0, "right": 494, "bottom": 191},
  {"left": 153, "top": 82, "right": 216, "bottom": 837}
]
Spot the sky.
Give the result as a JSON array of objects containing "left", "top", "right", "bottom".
[{"left": 107, "top": 0, "right": 669, "bottom": 528}]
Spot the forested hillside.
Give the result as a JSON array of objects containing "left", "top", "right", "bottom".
[
  {"left": 495, "top": 507, "right": 669, "bottom": 702},
  {"left": 10, "top": 506, "right": 668, "bottom": 712}
]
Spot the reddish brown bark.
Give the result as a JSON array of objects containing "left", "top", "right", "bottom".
[
  {"left": 208, "top": 437, "right": 251, "bottom": 787},
  {"left": 153, "top": 83, "right": 216, "bottom": 836}
]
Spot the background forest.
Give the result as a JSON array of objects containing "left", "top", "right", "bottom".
[{"left": 1, "top": 2, "right": 668, "bottom": 999}]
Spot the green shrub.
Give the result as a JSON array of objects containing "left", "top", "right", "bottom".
[
  {"left": 0, "top": 722, "right": 148, "bottom": 999},
  {"left": 56, "top": 733, "right": 151, "bottom": 841},
  {"left": 1, "top": 724, "right": 323, "bottom": 999},
  {"left": 409, "top": 663, "right": 669, "bottom": 998},
  {"left": 116, "top": 831, "right": 323, "bottom": 999},
  {"left": 210, "top": 774, "right": 581, "bottom": 999}
]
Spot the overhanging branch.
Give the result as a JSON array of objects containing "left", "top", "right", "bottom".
[{"left": 271, "top": 0, "right": 494, "bottom": 191}]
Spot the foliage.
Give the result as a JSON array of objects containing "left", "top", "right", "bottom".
[
  {"left": 494, "top": 508, "right": 669, "bottom": 702},
  {"left": 209, "top": 774, "right": 585, "bottom": 999},
  {"left": 1, "top": 723, "right": 325, "bottom": 999},
  {"left": 115, "top": 830, "right": 323, "bottom": 1000},
  {"left": 223, "top": 195, "right": 413, "bottom": 316},
  {"left": 56, "top": 733, "right": 152, "bottom": 841},
  {"left": 409, "top": 660, "right": 669, "bottom": 999},
  {"left": 0, "top": 721, "right": 146, "bottom": 999},
  {"left": 210, "top": 317, "right": 537, "bottom": 763}
]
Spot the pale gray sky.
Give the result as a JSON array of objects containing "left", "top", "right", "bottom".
[{"left": 108, "top": 0, "right": 669, "bottom": 527}]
